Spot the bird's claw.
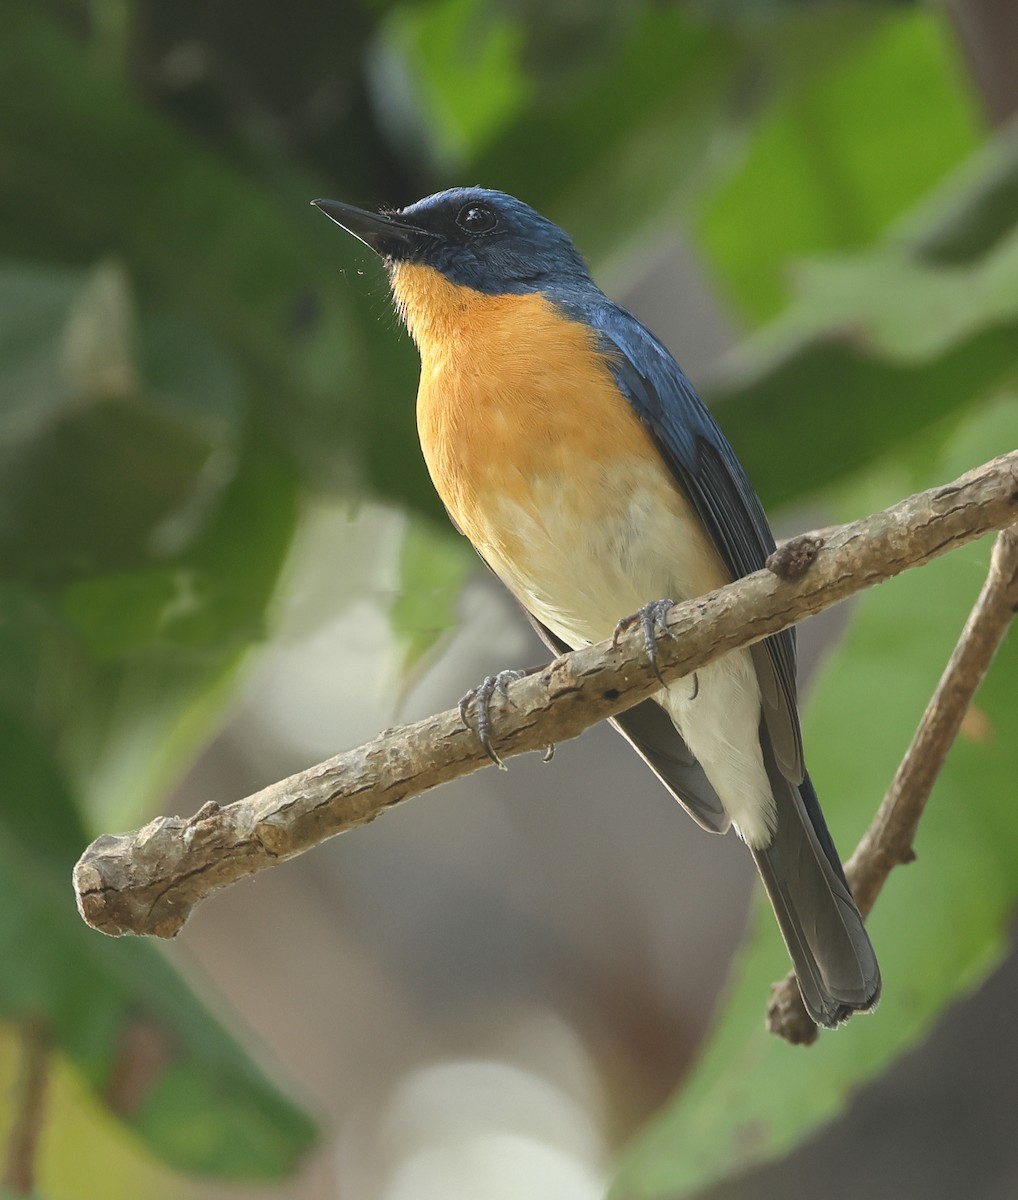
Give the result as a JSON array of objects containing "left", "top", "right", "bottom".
[
  {"left": 612, "top": 598, "right": 675, "bottom": 683},
  {"left": 458, "top": 670, "right": 525, "bottom": 769}
]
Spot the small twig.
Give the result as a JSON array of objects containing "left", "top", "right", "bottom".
[
  {"left": 768, "top": 524, "right": 1018, "bottom": 1044},
  {"left": 72, "top": 451, "right": 1018, "bottom": 942},
  {"left": 2, "top": 1015, "right": 50, "bottom": 1195}
]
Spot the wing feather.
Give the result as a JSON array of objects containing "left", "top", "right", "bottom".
[{"left": 588, "top": 302, "right": 804, "bottom": 783}]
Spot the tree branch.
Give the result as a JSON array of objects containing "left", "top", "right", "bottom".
[
  {"left": 1, "top": 1015, "right": 49, "bottom": 1195},
  {"left": 767, "top": 519, "right": 1018, "bottom": 1043},
  {"left": 74, "top": 451, "right": 1018, "bottom": 950}
]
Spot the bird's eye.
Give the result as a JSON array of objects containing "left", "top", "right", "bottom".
[{"left": 455, "top": 203, "right": 498, "bottom": 234}]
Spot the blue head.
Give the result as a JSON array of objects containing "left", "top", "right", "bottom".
[{"left": 313, "top": 187, "right": 594, "bottom": 296}]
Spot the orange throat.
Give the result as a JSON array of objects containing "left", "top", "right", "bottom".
[
  {"left": 389, "top": 261, "right": 479, "bottom": 353},
  {"left": 389, "top": 262, "right": 662, "bottom": 550},
  {"left": 388, "top": 262, "right": 727, "bottom": 647}
]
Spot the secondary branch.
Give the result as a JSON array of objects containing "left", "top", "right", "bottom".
[{"left": 767, "top": 520, "right": 1018, "bottom": 1043}]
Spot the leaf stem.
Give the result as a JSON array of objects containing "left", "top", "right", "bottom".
[{"left": 2, "top": 1015, "right": 50, "bottom": 1195}]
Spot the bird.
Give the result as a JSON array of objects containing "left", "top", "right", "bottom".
[{"left": 312, "top": 187, "right": 880, "bottom": 1028}]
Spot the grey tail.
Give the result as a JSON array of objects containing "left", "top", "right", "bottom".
[
  {"left": 519, "top": 606, "right": 878, "bottom": 1026},
  {"left": 753, "top": 742, "right": 880, "bottom": 1027},
  {"left": 616, "top": 701, "right": 879, "bottom": 1027}
]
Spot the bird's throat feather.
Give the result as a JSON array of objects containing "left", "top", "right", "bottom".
[{"left": 392, "top": 263, "right": 661, "bottom": 545}]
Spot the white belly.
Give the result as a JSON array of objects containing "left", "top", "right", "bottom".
[{"left": 477, "top": 459, "right": 776, "bottom": 848}]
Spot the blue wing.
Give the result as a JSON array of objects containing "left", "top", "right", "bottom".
[{"left": 588, "top": 300, "right": 804, "bottom": 784}]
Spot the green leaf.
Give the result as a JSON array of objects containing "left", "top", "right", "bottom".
[
  {"left": 374, "top": 0, "right": 531, "bottom": 172},
  {"left": 0, "top": 265, "right": 80, "bottom": 432},
  {"left": 0, "top": 261, "right": 242, "bottom": 587},
  {"left": 706, "top": 126, "right": 1018, "bottom": 511},
  {"left": 61, "top": 259, "right": 138, "bottom": 401},
  {"left": 0, "top": 3, "right": 429, "bottom": 512},
  {"left": 58, "top": 439, "right": 300, "bottom": 829},
  {"left": 0, "top": 712, "right": 316, "bottom": 1180},
  {"left": 743, "top": 222, "right": 1018, "bottom": 363},
  {"left": 391, "top": 515, "right": 475, "bottom": 674},
  {"left": 474, "top": 6, "right": 745, "bottom": 267},
  {"left": 906, "top": 122, "right": 1018, "bottom": 265},
  {"left": 714, "top": 320, "right": 1018, "bottom": 512},
  {"left": 612, "top": 398, "right": 1018, "bottom": 1200},
  {"left": 0, "top": 255, "right": 299, "bottom": 827},
  {"left": 695, "top": 7, "right": 980, "bottom": 318}
]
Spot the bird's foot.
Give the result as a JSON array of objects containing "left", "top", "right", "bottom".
[
  {"left": 458, "top": 670, "right": 526, "bottom": 770},
  {"left": 612, "top": 598, "right": 675, "bottom": 683}
]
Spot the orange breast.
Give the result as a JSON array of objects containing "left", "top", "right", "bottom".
[{"left": 392, "top": 263, "right": 661, "bottom": 555}]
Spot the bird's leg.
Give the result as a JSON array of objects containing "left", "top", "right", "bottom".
[
  {"left": 612, "top": 598, "right": 676, "bottom": 684},
  {"left": 459, "top": 668, "right": 534, "bottom": 769}
]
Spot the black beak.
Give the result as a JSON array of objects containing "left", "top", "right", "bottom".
[{"left": 311, "top": 198, "right": 428, "bottom": 257}]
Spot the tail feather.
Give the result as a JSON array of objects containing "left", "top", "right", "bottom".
[
  {"left": 519, "top": 602, "right": 879, "bottom": 1027},
  {"left": 754, "top": 740, "right": 880, "bottom": 1026},
  {"left": 610, "top": 701, "right": 880, "bottom": 1026}
]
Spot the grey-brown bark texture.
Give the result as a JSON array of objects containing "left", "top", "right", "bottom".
[{"left": 74, "top": 450, "right": 1018, "bottom": 1033}]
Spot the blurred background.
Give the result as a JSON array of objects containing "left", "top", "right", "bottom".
[{"left": 1, "top": 1, "right": 1017, "bottom": 1198}]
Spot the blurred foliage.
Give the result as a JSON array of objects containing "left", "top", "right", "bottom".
[
  {"left": 712, "top": 125, "right": 1018, "bottom": 508},
  {"left": 0, "top": 0, "right": 1016, "bottom": 1193},
  {"left": 0, "top": 709, "right": 316, "bottom": 1181},
  {"left": 391, "top": 514, "right": 476, "bottom": 676},
  {"left": 695, "top": 7, "right": 979, "bottom": 318}
]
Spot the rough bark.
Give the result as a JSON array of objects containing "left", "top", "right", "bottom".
[{"left": 74, "top": 451, "right": 1018, "bottom": 971}]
